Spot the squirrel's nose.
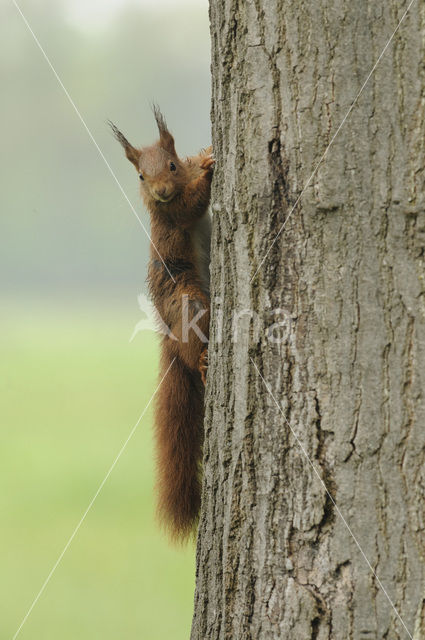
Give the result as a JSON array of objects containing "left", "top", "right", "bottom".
[{"left": 153, "top": 187, "right": 171, "bottom": 202}]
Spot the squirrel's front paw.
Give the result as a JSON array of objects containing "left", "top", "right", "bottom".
[{"left": 200, "top": 154, "right": 215, "bottom": 173}]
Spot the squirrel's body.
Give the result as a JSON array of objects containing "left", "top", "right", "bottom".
[
  {"left": 111, "top": 109, "right": 213, "bottom": 541},
  {"left": 191, "top": 213, "right": 211, "bottom": 298}
]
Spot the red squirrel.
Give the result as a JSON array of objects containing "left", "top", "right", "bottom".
[{"left": 110, "top": 107, "right": 213, "bottom": 541}]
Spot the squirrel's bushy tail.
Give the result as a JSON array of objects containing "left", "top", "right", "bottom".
[{"left": 154, "top": 349, "right": 204, "bottom": 542}]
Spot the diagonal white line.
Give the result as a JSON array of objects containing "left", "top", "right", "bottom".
[
  {"left": 11, "top": 357, "right": 176, "bottom": 640},
  {"left": 250, "top": 358, "right": 413, "bottom": 639},
  {"left": 251, "top": 0, "right": 417, "bottom": 283},
  {"left": 12, "top": 0, "right": 176, "bottom": 284}
]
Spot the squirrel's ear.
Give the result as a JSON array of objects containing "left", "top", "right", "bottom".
[
  {"left": 152, "top": 104, "right": 176, "bottom": 155},
  {"left": 108, "top": 121, "right": 141, "bottom": 169}
]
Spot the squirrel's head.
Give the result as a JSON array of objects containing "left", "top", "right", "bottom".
[{"left": 109, "top": 106, "right": 186, "bottom": 205}]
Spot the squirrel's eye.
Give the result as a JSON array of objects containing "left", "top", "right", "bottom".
[
  {"left": 139, "top": 173, "right": 144, "bottom": 181},
  {"left": 170, "top": 162, "right": 176, "bottom": 172}
]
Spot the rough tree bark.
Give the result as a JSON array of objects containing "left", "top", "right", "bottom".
[{"left": 191, "top": 1, "right": 425, "bottom": 639}]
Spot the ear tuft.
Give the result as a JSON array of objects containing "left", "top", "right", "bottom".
[
  {"left": 151, "top": 104, "right": 176, "bottom": 156},
  {"left": 152, "top": 104, "right": 168, "bottom": 135},
  {"left": 108, "top": 120, "right": 140, "bottom": 169}
]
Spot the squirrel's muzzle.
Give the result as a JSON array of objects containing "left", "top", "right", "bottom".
[{"left": 152, "top": 186, "right": 173, "bottom": 202}]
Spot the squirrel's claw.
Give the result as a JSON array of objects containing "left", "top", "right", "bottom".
[
  {"left": 199, "top": 347, "right": 208, "bottom": 386},
  {"left": 200, "top": 154, "right": 215, "bottom": 173}
]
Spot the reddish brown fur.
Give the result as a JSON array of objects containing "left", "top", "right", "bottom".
[{"left": 110, "top": 109, "right": 213, "bottom": 541}]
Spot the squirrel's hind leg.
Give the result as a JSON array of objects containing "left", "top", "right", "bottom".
[{"left": 199, "top": 346, "right": 208, "bottom": 386}]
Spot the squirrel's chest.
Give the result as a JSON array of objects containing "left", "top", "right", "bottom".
[
  {"left": 191, "top": 214, "right": 211, "bottom": 298},
  {"left": 147, "top": 214, "right": 211, "bottom": 324},
  {"left": 148, "top": 214, "right": 211, "bottom": 290}
]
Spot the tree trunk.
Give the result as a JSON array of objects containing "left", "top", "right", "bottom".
[{"left": 191, "top": 1, "right": 425, "bottom": 638}]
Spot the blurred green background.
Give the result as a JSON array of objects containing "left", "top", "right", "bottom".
[{"left": 1, "top": 0, "right": 210, "bottom": 638}]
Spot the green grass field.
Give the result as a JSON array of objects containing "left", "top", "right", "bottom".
[{"left": 1, "top": 301, "right": 195, "bottom": 639}]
